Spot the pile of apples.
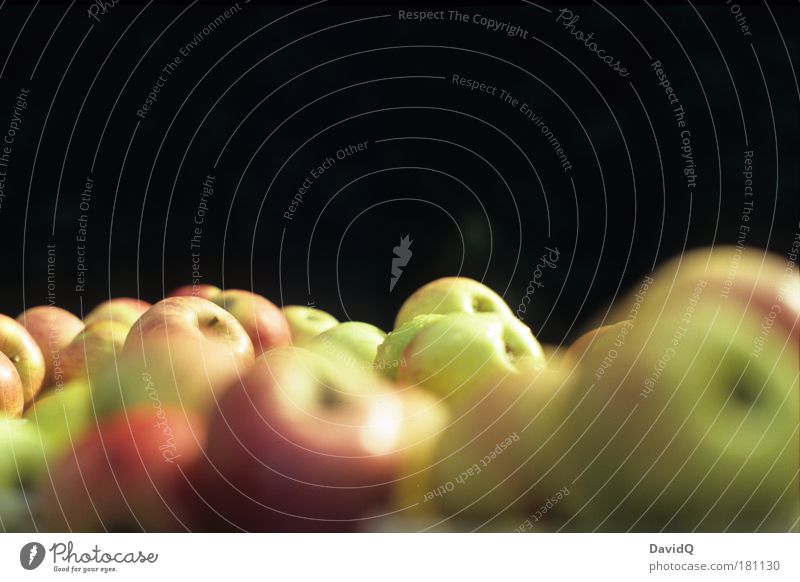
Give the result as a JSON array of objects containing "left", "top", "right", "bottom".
[{"left": 1, "top": 245, "right": 797, "bottom": 532}]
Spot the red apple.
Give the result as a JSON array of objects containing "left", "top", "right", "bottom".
[
  {"left": 37, "top": 405, "right": 207, "bottom": 532},
  {"left": 0, "top": 314, "right": 46, "bottom": 407},
  {"left": 169, "top": 284, "right": 222, "bottom": 301},
  {"left": 210, "top": 289, "right": 291, "bottom": 354},
  {"left": 0, "top": 352, "right": 24, "bottom": 418},
  {"left": 200, "top": 347, "right": 448, "bottom": 531},
  {"left": 16, "top": 306, "right": 84, "bottom": 391},
  {"left": 84, "top": 298, "right": 151, "bottom": 330}
]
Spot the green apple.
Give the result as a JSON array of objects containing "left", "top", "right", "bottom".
[
  {"left": 397, "top": 312, "right": 546, "bottom": 408},
  {"left": 0, "top": 419, "right": 45, "bottom": 531},
  {"left": 395, "top": 277, "right": 514, "bottom": 327},
  {"left": 553, "top": 248, "right": 799, "bottom": 532},
  {"left": 0, "top": 314, "right": 46, "bottom": 407},
  {"left": 419, "top": 364, "right": 570, "bottom": 523},
  {"left": 24, "top": 381, "right": 92, "bottom": 452},
  {"left": 283, "top": 305, "right": 339, "bottom": 345},
  {"left": 374, "top": 315, "right": 443, "bottom": 380},
  {"left": 311, "top": 321, "right": 387, "bottom": 367}
]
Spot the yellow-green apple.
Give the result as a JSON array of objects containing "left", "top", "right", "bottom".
[
  {"left": 554, "top": 247, "right": 799, "bottom": 532},
  {"left": 200, "top": 347, "right": 448, "bottom": 531},
  {"left": 210, "top": 289, "right": 291, "bottom": 354},
  {"left": 36, "top": 405, "right": 207, "bottom": 532},
  {"left": 541, "top": 343, "right": 565, "bottom": 370},
  {"left": 374, "top": 315, "right": 443, "bottom": 380},
  {"left": 84, "top": 298, "right": 151, "bottom": 330},
  {"left": 92, "top": 297, "right": 254, "bottom": 418},
  {"left": 311, "top": 321, "right": 387, "bottom": 367},
  {"left": 395, "top": 277, "right": 514, "bottom": 327},
  {"left": 419, "top": 364, "right": 570, "bottom": 523},
  {"left": 16, "top": 306, "right": 84, "bottom": 390},
  {"left": 169, "top": 284, "right": 222, "bottom": 300},
  {"left": 397, "top": 312, "right": 546, "bottom": 408},
  {"left": 59, "top": 320, "right": 128, "bottom": 384},
  {"left": 0, "top": 352, "right": 24, "bottom": 418},
  {"left": 283, "top": 305, "right": 339, "bottom": 345},
  {"left": 0, "top": 314, "right": 46, "bottom": 407},
  {"left": 0, "top": 419, "right": 45, "bottom": 531}
]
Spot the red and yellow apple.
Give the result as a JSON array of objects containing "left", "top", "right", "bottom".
[
  {"left": 84, "top": 298, "right": 151, "bottom": 330},
  {"left": 0, "top": 352, "right": 23, "bottom": 418},
  {"left": 0, "top": 314, "right": 46, "bottom": 407},
  {"left": 211, "top": 289, "right": 291, "bottom": 355},
  {"left": 16, "top": 306, "right": 84, "bottom": 390}
]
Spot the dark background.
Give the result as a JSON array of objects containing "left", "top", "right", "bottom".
[{"left": 0, "top": 1, "right": 797, "bottom": 345}]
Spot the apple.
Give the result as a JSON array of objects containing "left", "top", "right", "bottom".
[
  {"left": 311, "top": 321, "right": 387, "bottom": 367},
  {"left": 562, "top": 321, "right": 632, "bottom": 370},
  {"left": 0, "top": 352, "right": 24, "bottom": 418},
  {"left": 59, "top": 320, "right": 129, "bottom": 384},
  {"left": 553, "top": 246, "right": 799, "bottom": 532},
  {"left": 397, "top": 312, "right": 546, "bottom": 408},
  {"left": 84, "top": 298, "right": 151, "bottom": 330},
  {"left": 395, "top": 277, "right": 514, "bottom": 327},
  {"left": 200, "top": 347, "right": 448, "bottom": 531},
  {"left": 92, "top": 297, "right": 254, "bottom": 418},
  {"left": 210, "top": 289, "right": 291, "bottom": 354},
  {"left": 418, "top": 363, "right": 570, "bottom": 523},
  {"left": 16, "top": 306, "right": 84, "bottom": 390},
  {"left": 282, "top": 305, "right": 339, "bottom": 346},
  {"left": 0, "top": 314, "right": 46, "bottom": 407},
  {"left": 0, "top": 419, "right": 45, "bottom": 531},
  {"left": 24, "top": 380, "right": 92, "bottom": 451},
  {"left": 36, "top": 405, "right": 207, "bottom": 532},
  {"left": 374, "top": 315, "right": 443, "bottom": 381},
  {"left": 168, "top": 284, "right": 222, "bottom": 301}
]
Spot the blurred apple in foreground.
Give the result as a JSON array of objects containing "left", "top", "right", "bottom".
[
  {"left": 0, "top": 352, "right": 24, "bottom": 418},
  {"left": 555, "top": 246, "right": 799, "bottom": 532},
  {"left": 421, "top": 364, "right": 570, "bottom": 523},
  {"left": 0, "top": 419, "right": 44, "bottom": 531},
  {"left": 38, "top": 406, "right": 207, "bottom": 532},
  {"left": 395, "top": 277, "right": 514, "bottom": 327},
  {"left": 84, "top": 298, "right": 151, "bottom": 330},
  {"left": 93, "top": 297, "right": 254, "bottom": 418},
  {"left": 211, "top": 289, "right": 291, "bottom": 354},
  {"left": 397, "top": 312, "right": 546, "bottom": 408},
  {"left": 283, "top": 305, "right": 339, "bottom": 345},
  {"left": 59, "top": 320, "right": 128, "bottom": 384},
  {"left": 0, "top": 314, "right": 45, "bottom": 407},
  {"left": 16, "top": 306, "right": 84, "bottom": 390},
  {"left": 311, "top": 321, "right": 387, "bottom": 367},
  {"left": 169, "top": 284, "right": 222, "bottom": 300},
  {"left": 200, "top": 347, "right": 448, "bottom": 531}
]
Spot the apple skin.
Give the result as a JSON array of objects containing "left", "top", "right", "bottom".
[
  {"left": 168, "top": 284, "right": 222, "bottom": 301},
  {"left": 562, "top": 321, "right": 631, "bottom": 370},
  {"left": 92, "top": 297, "right": 254, "bottom": 418},
  {"left": 211, "top": 289, "right": 291, "bottom": 355},
  {"left": 395, "top": 277, "right": 514, "bottom": 327},
  {"left": 0, "top": 314, "right": 46, "bottom": 407},
  {"left": 199, "top": 347, "right": 448, "bottom": 531},
  {"left": 84, "top": 298, "right": 152, "bottom": 330},
  {"left": 59, "top": 320, "right": 129, "bottom": 384},
  {"left": 420, "top": 363, "right": 570, "bottom": 522},
  {"left": 397, "top": 312, "right": 546, "bottom": 408},
  {"left": 374, "top": 315, "right": 443, "bottom": 381},
  {"left": 553, "top": 248, "right": 799, "bottom": 532},
  {"left": 37, "top": 405, "right": 207, "bottom": 532},
  {"left": 0, "top": 352, "right": 24, "bottom": 418},
  {"left": 311, "top": 321, "right": 387, "bottom": 367},
  {"left": 16, "top": 306, "right": 84, "bottom": 391},
  {"left": 282, "top": 305, "right": 339, "bottom": 346},
  {"left": 1, "top": 419, "right": 46, "bottom": 531}
]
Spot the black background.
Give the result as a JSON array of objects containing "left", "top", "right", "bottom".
[{"left": 0, "top": 0, "right": 797, "bottom": 345}]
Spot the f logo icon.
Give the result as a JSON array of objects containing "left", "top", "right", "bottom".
[{"left": 20, "top": 542, "right": 46, "bottom": 570}]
